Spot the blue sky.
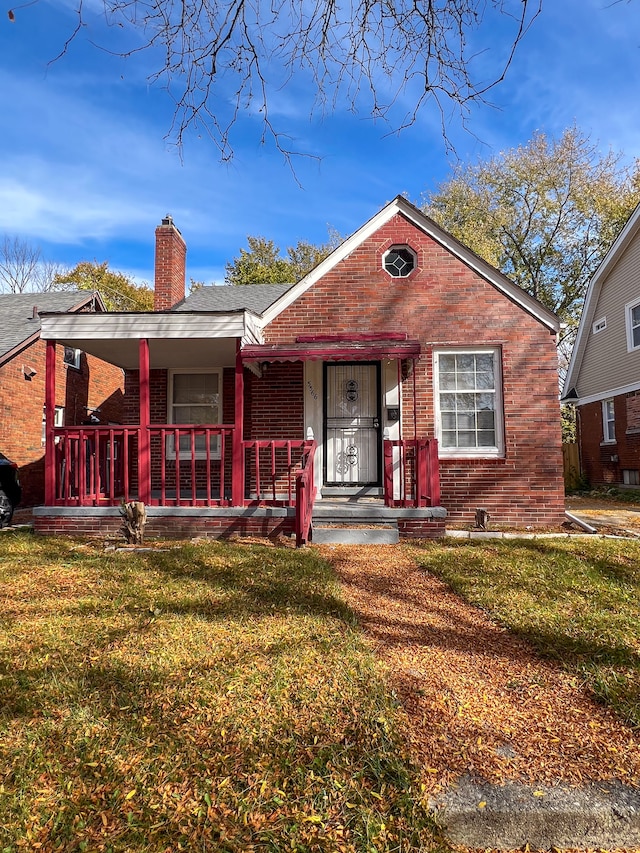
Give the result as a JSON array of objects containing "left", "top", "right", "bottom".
[{"left": 0, "top": 0, "right": 638, "bottom": 288}]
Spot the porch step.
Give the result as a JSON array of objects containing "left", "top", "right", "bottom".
[
  {"left": 312, "top": 525, "right": 399, "bottom": 545},
  {"left": 312, "top": 498, "right": 399, "bottom": 545},
  {"left": 321, "top": 486, "right": 384, "bottom": 498}
]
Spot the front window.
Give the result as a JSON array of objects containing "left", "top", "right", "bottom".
[
  {"left": 435, "top": 349, "right": 503, "bottom": 456},
  {"left": 602, "top": 398, "right": 615, "bottom": 443},
  {"left": 168, "top": 370, "right": 222, "bottom": 459}
]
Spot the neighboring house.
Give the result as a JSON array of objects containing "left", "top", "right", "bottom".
[
  {"left": 563, "top": 202, "right": 640, "bottom": 489},
  {"left": 0, "top": 291, "right": 125, "bottom": 506},
  {"left": 36, "top": 199, "right": 564, "bottom": 541}
]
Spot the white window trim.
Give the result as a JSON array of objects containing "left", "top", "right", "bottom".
[
  {"left": 42, "top": 405, "right": 65, "bottom": 444},
  {"left": 601, "top": 398, "right": 616, "bottom": 444},
  {"left": 166, "top": 368, "right": 223, "bottom": 460},
  {"left": 625, "top": 298, "right": 640, "bottom": 352},
  {"left": 592, "top": 317, "right": 606, "bottom": 334},
  {"left": 63, "top": 347, "right": 81, "bottom": 369},
  {"left": 433, "top": 347, "right": 504, "bottom": 458}
]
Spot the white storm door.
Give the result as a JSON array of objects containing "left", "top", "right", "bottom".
[{"left": 324, "top": 362, "right": 381, "bottom": 485}]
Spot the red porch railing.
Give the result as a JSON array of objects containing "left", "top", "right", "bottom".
[
  {"left": 50, "top": 427, "right": 318, "bottom": 519},
  {"left": 147, "top": 425, "right": 235, "bottom": 506},
  {"left": 383, "top": 438, "right": 440, "bottom": 507},
  {"left": 53, "top": 426, "right": 138, "bottom": 505}
]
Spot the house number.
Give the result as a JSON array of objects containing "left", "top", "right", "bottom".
[{"left": 306, "top": 380, "right": 318, "bottom": 401}]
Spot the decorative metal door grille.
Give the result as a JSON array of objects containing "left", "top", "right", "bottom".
[{"left": 325, "top": 363, "right": 381, "bottom": 485}]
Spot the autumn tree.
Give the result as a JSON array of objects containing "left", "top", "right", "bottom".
[
  {"left": 53, "top": 261, "right": 154, "bottom": 311},
  {"left": 225, "top": 236, "right": 336, "bottom": 285},
  {"left": 0, "top": 236, "right": 60, "bottom": 293},
  {"left": 424, "top": 127, "right": 640, "bottom": 340},
  {"left": 31, "top": 0, "right": 541, "bottom": 159}
]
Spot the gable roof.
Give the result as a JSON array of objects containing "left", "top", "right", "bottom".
[
  {"left": 174, "top": 283, "right": 294, "bottom": 315},
  {"left": 0, "top": 291, "right": 101, "bottom": 365},
  {"left": 259, "top": 195, "right": 560, "bottom": 333},
  {"left": 563, "top": 201, "right": 640, "bottom": 400}
]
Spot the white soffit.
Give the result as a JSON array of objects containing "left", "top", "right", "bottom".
[{"left": 40, "top": 311, "right": 252, "bottom": 341}]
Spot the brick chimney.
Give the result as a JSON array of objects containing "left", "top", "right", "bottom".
[{"left": 154, "top": 215, "right": 186, "bottom": 311}]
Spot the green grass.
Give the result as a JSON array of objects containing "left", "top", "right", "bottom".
[
  {"left": 0, "top": 532, "right": 446, "bottom": 853},
  {"left": 408, "top": 537, "right": 640, "bottom": 728}
]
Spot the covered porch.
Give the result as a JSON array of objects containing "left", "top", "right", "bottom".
[{"left": 37, "top": 312, "right": 444, "bottom": 544}]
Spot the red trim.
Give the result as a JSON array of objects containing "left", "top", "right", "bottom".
[
  {"left": 232, "top": 341, "right": 245, "bottom": 506},
  {"left": 240, "top": 341, "right": 420, "bottom": 363},
  {"left": 296, "top": 333, "right": 408, "bottom": 342},
  {"left": 138, "top": 339, "right": 151, "bottom": 504},
  {"left": 44, "top": 340, "right": 56, "bottom": 505}
]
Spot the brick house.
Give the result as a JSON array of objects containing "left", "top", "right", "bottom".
[
  {"left": 36, "top": 198, "right": 564, "bottom": 541},
  {"left": 0, "top": 291, "right": 125, "bottom": 506},
  {"left": 563, "top": 202, "right": 640, "bottom": 489}
]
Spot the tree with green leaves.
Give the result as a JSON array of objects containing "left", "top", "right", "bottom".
[
  {"left": 424, "top": 127, "right": 640, "bottom": 340},
  {"left": 53, "top": 261, "right": 154, "bottom": 311},
  {"left": 225, "top": 236, "right": 336, "bottom": 285}
]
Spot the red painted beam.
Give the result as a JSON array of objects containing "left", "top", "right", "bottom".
[
  {"left": 44, "top": 340, "right": 56, "bottom": 505},
  {"left": 232, "top": 340, "right": 244, "bottom": 506},
  {"left": 138, "top": 339, "right": 151, "bottom": 505}
]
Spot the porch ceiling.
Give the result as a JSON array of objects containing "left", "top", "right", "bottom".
[{"left": 64, "top": 337, "right": 239, "bottom": 370}]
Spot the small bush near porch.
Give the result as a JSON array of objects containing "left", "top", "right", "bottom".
[
  {"left": 410, "top": 537, "right": 640, "bottom": 728},
  {"left": 0, "top": 533, "right": 445, "bottom": 853}
]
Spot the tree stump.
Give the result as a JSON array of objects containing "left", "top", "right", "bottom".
[{"left": 120, "top": 501, "right": 147, "bottom": 545}]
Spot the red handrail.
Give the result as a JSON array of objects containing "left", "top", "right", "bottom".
[{"left": 295, "top": 441, "right": 317, "bottom": 546}]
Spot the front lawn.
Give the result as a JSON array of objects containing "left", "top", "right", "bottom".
[
  {"left": 409, "top": 537, "right": 640, "bottom": 728},
  {"left": 0, "top": 532, "right": 445, "bottom": 853}
]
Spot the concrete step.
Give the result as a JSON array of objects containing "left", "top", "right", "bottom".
[
  {"left": 312, "top": 524, "right": 399, "bottom": 545},
  {"left": 321, "top": 486, "right": 384, "bottom": 498}
]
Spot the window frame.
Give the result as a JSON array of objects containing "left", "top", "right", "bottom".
[
  {"left": 625, "top": 298, "right": 640, "bottom": 352},
  {"left": 42, "top": 405, "right": 65, "bottom": 445},
  {"left": 63, "top": 347, "right": 81, "bottom": 369},
  {"left": 592, "top": 317, "right": 607, "bottom": 335},
  {"left": 433, "top": 347, "right": 504, "bottom": 458},
  {"left": 166, "top": 368, "right": 223, "bottom": 460},
  {"left": 382, "top": 245, "right": 417, "bottom": 278},
  {"left": 602, "top": 398, "right": 616, "bottom": 444}
]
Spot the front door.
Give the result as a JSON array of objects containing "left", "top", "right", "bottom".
[{"left": 324, "top": 362, "right": 381, "bottom": 485}]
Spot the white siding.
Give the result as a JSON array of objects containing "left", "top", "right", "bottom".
[{"left": 576, "top": 232, "right": 640, "bottom": 399}]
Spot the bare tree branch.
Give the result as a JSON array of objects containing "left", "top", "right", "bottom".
[{"left": 45, "top": 0, "right": 542, "bottom": 158}]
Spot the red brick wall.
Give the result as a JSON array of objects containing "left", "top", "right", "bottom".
[
  {"left": 154, "top": 220, "right": 186, "bottom": 310},
  {"left": 264, "top": 212, "right": 564, "bottom": 527},
  {"left": 579, "top": 394, "right": 640, "bottom": 487},
  {"left": 0, "top": 341, "right": 124, "bottom": 506},
  {"left": 33, "top": 512, "right": 295, "bottom": 540}
]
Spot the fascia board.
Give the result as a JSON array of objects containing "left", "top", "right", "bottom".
[
  {"left": 573, "top": 378, "right": 640, "bottom": 407},
  {"left": 259, "top": 201, "right": 401, "bottom": 327},
  {"left": 40, "top": 311, "right": 251, "bottom": 341},
  {"left": 564, "top": 202, "right": 640, "bottom": 396},
  {"left": 260, "top": 195, "right": 559, "bottom": 333}
]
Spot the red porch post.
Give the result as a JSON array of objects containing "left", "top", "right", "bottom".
[
  {"left": 44, "top": 340, "right": 56, "bottom": 505},
  {"left": 232, "top": 340, "right": 245, "bottom": 506},
  {"left": 138, "top": 339, "right": 151, "bottom": 504}
]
